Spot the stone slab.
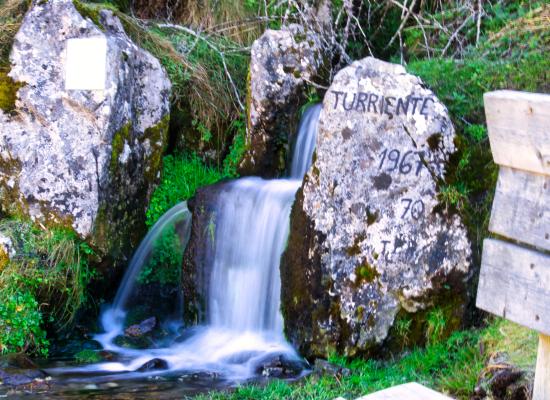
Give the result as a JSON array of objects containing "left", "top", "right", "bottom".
[{"left": 354, "top": 383, "right": 453, "bottom": 400}]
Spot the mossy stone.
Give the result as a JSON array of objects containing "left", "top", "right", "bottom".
[
  {"left": 0, "top": 72, "right": 23, "bottom": 114},
  {"left": 110, "top": 122, "right": 132, "bottom": 173}
]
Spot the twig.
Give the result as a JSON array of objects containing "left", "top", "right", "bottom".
[
  {"left": 158, "top": 23, "right": 245, "bottom": 112},
  {"left": 441, "top": 12, "right": 474, "bottom": 56}
]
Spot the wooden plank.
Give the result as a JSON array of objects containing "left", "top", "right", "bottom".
[
  {"left": 489, "top": 166, "right": 550, "bottom": 251},
  {"left": 484, "top": 90, "right": 550, "bottom": 175},
  {"left": 476, "top": 238, "right": 550, "bottom": 336},
  {"left": 354, "top": 383, "right": 452, "bottom": 400},
  {"left": 534, "top": 334, "right": 550, "bottom": 400}
]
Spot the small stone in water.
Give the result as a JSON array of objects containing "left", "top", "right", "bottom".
[
  {"left": 83, "top": 384, "right": 98, "bottom": 390},
  {"left": 104, "top": 382, "right": 119, "bottom": 388},
  {"left": 125, "top": 317, "right": 157, "bottom": 337},
  {"left": 137, "top": 358, "right": 169, "bottom": 372}
]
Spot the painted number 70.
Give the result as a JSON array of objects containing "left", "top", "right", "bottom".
[{"left": 401, "top": 198, "right": 425, "bottom": 220}]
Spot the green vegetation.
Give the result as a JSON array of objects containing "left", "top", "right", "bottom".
[
  {"left": 145, "top": 154, "right": 225, "bottom": 226},
  {"left": 74, "top": 349, "right": 102, "bottom": 364},
  {"left": 404, "top": 2, "right": 549, "bottom": 262},
  {"left": 195, "top": 318, "right": 536, "bottom": 400},
  {"left": 0, "top": 220, "right": 96, "bottom": 355},
  {"left": 0, "top": 290, "right": 48, "bottom": 356},
  {"left": 146, "top": 113, "right": 246, "bottom": 227},
  {"left": 75, "top": 0, "right": 250, "bottom": 165},
  {"left": 0, "top": 0, "right": 28, "bottom": 69},
  {"left": 0, "top": 0, "right": 28, "bottom": 113},
  {"left": 137, "top": 225, "right": 183, "bottom": 285}
]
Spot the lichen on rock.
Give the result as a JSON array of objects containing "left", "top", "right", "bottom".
[
  {"left": 0, "top": 0, "right": 171, "bottom": 262},
  {"left": 281, "top": 57, "right": 472, "bottom": 359},
  {"left": 239, "top": 25, "right": 324, "bottom": 178}
]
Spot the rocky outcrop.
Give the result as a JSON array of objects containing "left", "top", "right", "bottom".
[
  {"left": 281, "top": 57, "right": 472, "bottom": 358},
  {"left": 239, "top": 25, "right": 323, "bottom": 178},
  {"left": 0, "top": 1, "right": 171, "bottom": 260}
]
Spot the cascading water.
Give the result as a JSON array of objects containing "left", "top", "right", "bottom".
[
  {"left": 49, "top": 103, "right": 322, "bottom": 385},
  {"left": 290, "top": 104, "right": 322, "bottom": 179}
]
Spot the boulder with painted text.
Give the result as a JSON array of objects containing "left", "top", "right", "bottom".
[{"left": 281, "top": 57, "right": 472, "bottom": 358}]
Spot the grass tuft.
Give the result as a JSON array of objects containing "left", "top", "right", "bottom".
[{"left": 0, "top": 219, "right": 95, "bottom": 351}]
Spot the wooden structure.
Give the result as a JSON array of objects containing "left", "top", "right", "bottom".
[{"left": 476, "top": 90, "right": 550, "bottom": 399}]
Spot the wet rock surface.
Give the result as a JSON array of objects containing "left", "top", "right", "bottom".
[
  {"left": 281, "top": 57, "right": 472, "bottom": 358},
  {"left": 125, "top": 317, "right": 157, "bottom": 338},
  {"left": 0, "top": 368, "right": 45, "bottom": 386},
  {"left": 182, "top": 181, "right": 230, "bottom": 324},
  {"left": 137, "top": 358, "right": 169, "bottom": 372},
  {"left": 239, "top": 25, "right": 323, "bottom": 178},
  {"left": 253, "top": 353, "right": 308, "bottom": 378},
  {"left": 0, "top": 0, "right": 171, "bottom": 261}
]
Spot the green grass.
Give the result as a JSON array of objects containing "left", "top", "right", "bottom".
[
  {"left": 145, "top": 154, "right": 226, "bottom": 227},
  {"left": 194, "top": 319, "right": 536, "bottom": 400},
  {"left": 0, "top": 220, "right": 97, "bottom": 355}
]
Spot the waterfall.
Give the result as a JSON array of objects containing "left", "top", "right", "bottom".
[
  {"left": 95, "top": 202, "right": 192, "bottom": 349},
  {"left": 208, "top": 178, "right": 300, "bottom": 333},
  {"left": 49, "top": 104, "right": 321, "bottom": 382},
  {"left": 290, "top": 103, "right": 322, "bottom": 179}
]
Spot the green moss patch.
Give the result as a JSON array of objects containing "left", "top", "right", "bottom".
[
  {"left": 354, "top": 261, "right": 380, "bottom": 285},
  {"left": 110, "top": 122, "right": 132, "bottom": 173},
  {"left": 0, "top": 71, "right": 22, "bottom": 113},
  {"left": 74, "top": 349, "right": 102, "bottom": 364}
]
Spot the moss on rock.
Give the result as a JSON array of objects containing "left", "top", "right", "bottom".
[
  {"left": 0, "top": 71, "right": 23, "bottom": 114},
  {"left": 110, "top": 122, "right": 132, "bottom": 173},
  {"left": 140, "top": 114, "right": 170, "bottom": 183}
]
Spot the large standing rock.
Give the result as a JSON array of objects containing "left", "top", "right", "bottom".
[
  {"left": 281, "top": 57, "right": 472, "bottom": 358},
  {"left": 239, "top": 25, "right": 323, "bottom": 178},
  {"left": 0, "top": 1, "right": 171, "bottom": 260}
]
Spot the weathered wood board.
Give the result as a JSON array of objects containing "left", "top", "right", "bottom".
[
  {"left": 489, "top": 166, "right": 550, "bottom": 251},
  {"left": 484, "top": 90, "right": 550, "bottom": 175},
  {"left": 534, "top": 334, "right": 550, "bottom": 400},
  {"left": 354, "top": 383, "right": 453, "bottom": 400},
  {"left": 476, "top": 238, "right": 550, "bottom": 336}
]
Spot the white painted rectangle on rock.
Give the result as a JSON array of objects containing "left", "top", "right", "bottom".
[
  {"left": 489, "top": 166, "right": 550, "bottom": 251},
  {"left": 476, "top": 238, "right": 550, "bottom": 336},
  {"left": 484, "top": 90, "right": 550, "bottom": 175},
  {"left": 354, "top": 383, "right": 453, "bottom": 400},
  {"left": 65, "top": 37, "right": 107, "bottom": 90}
]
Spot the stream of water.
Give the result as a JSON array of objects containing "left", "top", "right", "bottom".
[{"left": 43, "top": 104, "right": 322, "bottom": 395}]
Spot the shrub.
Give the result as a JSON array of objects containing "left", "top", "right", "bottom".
[
  {"left": 0, "top": 220, "right": 97, "bottom": 354},
  {"left": 0, "top": 289, "right": 48, "bottom": 356}
]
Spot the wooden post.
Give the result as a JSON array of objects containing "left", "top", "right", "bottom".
[
  {"left": 534, "top": 334, "right": 550, "bottom": 400},
  {"left": 477, "top": 90, "right": 550, "bottom": 399}
]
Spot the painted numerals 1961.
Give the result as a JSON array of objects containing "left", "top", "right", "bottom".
[{"left": 378, "top": 148, "right": 444, "bottom": 176}]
